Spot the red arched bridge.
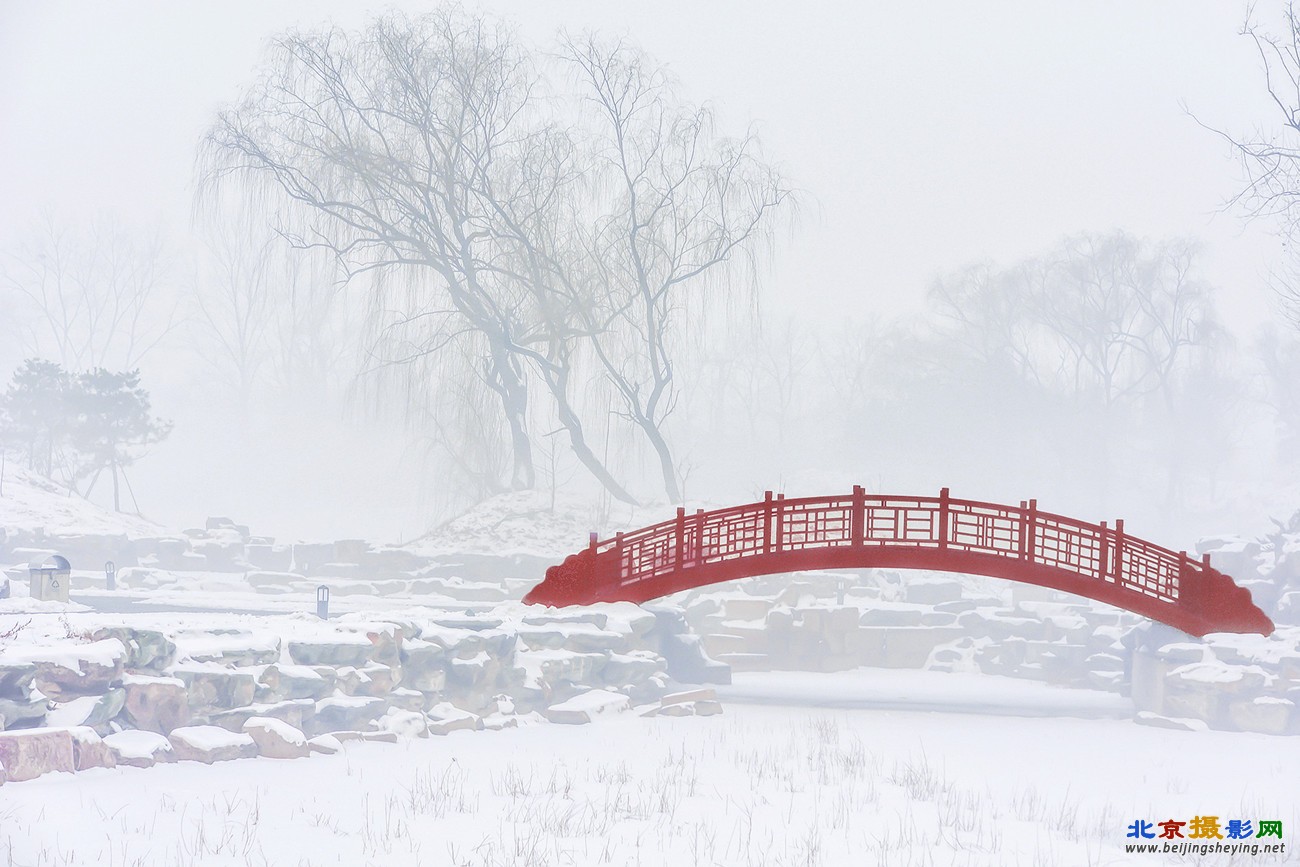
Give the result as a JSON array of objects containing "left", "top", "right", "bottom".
[{"left": 524, "top": 488, "right": 1274, "bottom": 637}]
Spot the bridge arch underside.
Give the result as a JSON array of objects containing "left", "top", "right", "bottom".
[{"left": 578, "top": 548, "right": 1261, "bottom": 639}]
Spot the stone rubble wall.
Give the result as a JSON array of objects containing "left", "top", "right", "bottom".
[{"left": 0, "top": 602, "right": 726, "bottom": 784}]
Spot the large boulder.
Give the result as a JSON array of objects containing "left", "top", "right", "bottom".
[
  {"left": 243, "top": 717, "right": 309, "bottom": 759},
  {"left": 210, "top": 699, "right": 316, "bottom": 733},
  {"left": 175, "top": 630, "right": 281, "bottom": 667},
  {"left": 377, "top": 709, "right": 428, "bottom": 739},
  {"left": 287, "top": 636, "right": 373, "bottom": 667},
  {"left": 256, "top": 664, "right": 332, "bottom": 702},
  {"left": 544, "top": 689, "right": 630, "bottom": 725},
  {"left": 103, "top": 730, "right": 175, "bottom": 768},
  {"left": 21, "top": 639, "right": 127, "bottom": 699},
  {"left": 0, "top": 688, "right": 49, "bottom": 730},
  {"left": 68, "top": 726, "right": 116, "bottom": 771},
  {"left": 122, "top": 674, "right": 191, "bottom": 733},
  {"left": 310, "top": 696, "right": 387, "bottom": 735},
  {"left": 171, "top": 665, "right": 257, "bottom": 712},
  {"left": 398, "top": 639, "right": 448, "bottom": 693},
  {"left": 90, "top": 627, "right": 176, "bottom": 671},
  {"left": 168, "top": 725, "right": 258, "bottom": 763},
  {"left": 426, "top": 702, "right": 481, "bottom": 736},
  {"left": 336, "top": 665, "right": 400, "bottom": 698},
  {"left": 0, "top": 661, "right": 37, "bottom": 698},
  {"left": 0, "top": 727, "right": 74, "bottom": 781}
]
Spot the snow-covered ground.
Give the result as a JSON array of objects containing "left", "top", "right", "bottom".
[{"left": 2, "top": 670, "right": 1294, "bottom": 866}]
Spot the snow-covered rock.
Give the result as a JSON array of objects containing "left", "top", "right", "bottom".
[
  {"left": 103, "top": 729, "right": 175, "bottom": 768},
  {"left": 0, "top": 727, "right": 74, "bottom": 781},
  {"left": 544, "top": 688, "right": 630, "bottom": 725},
  {"left": 426, "top": 702, "right": 480, "bottom": 736},
  {"left": 122, "top": 674, "right": 190, "bottom": 733},
  {"left": 243, "top": 716, "right": 309, "bottom": 759},
  {"left": 377, "top": 708, "right": 427, "bottom": 739},
  {"left": 68, "top": 726, "right": 115, "bottom": 771},
  {"left": 311, "top": 695, "right": 387, "bottom": 735},
  {"left": 6, "top": 638, "right": 127, "bottom": 698},
  {"left": 168, "top": 725, "right": 258, "bottom": 763}
]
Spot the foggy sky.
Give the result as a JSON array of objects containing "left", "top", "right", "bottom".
[{"left": 0, "top": 1, "right": 1287, "bottom": 541}]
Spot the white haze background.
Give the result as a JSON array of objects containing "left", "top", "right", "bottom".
[{"left": 0, "top": 1, "right": 1288, "bottom": 547}]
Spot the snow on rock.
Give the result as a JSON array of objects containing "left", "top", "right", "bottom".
[
  {"left": 287, "top": 634, "right": 374, "bottom": 667},
  {"left": 426, "top": 702, "right": 481, "bottom": 736},
  {"left": 377, "top": 708, "right": 428, "bottom": 739},
  {"left": 3, "top": 638, "right": 127, "bottom": 698},
  {"left": 89, "top": 627, "right": 176, "bottom": 671},
  {"left": 103, "top": 729, "right": 175, "bottom": 768},
  {"left": 168, "top": 664, "right": 257, "bottom": 713},
  {"left": 307, "top": 733, "right": 342, "bottom": 755},
  {"left": 1134, "top": 711, "right": 1210, "bottom": 733},
  {"left": 122, "top": 674, "right": 191, "bottom": 733},
  {"left": 67, "top": 725, "right": 115, "bottom": 770},
  {"left": 310, "top": 695, "right": 387, "bottom": 736},
  {"left": 174, "top": 629, "right": 281, "bottom": 666},
  {"left": 0, "top": 727, "right": 75, "bottom": 781},
  {"left": 45, "top": 689, "right": 123, "bottom": 730},
  {"left": 242, "top": 716, "right": 309, "bottom": 759},
  {"left": 544, "top": 688, "right": 631, "bottom": 725},
  {"left": 167, "top": 725, "right": 258, "bottom": 763}
]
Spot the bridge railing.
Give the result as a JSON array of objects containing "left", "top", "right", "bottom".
[{"left": 593, "top": 488, "right": 1192, "bottom": 606}]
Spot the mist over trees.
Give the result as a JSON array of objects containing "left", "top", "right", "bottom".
[
  {"left": 200, "top": 8, "right": 790, "bottom": 507},
  {"left": 6, "top": 4, "right": 1300, "bottom": 542}
]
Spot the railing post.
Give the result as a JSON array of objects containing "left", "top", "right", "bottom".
[
  {"left": 775, "top": 493, "right": 785, "bottom": 553},
  {"left": 1018, "top": 501, "right": 1028, "bottom": 558},
  {"left": 938, "top": 487, "right": 950, "bottom": 550},
  {"left": 1024, "top": 499, "right": 1038, "bottom": 563},
  {"left": 852, "top": 485, "right": 865, "bottom": 547},
  {"left": 763, "top": 490, "right": 774, "bottom": 555},
  {"left": 616, "top": 531, "right": 626, "bottom": 580},
  {"left": 695, "top": 508, "right": 705, "bottom": 564},
  {"left": 675, "top": 507, "right": 686, "bottom": 570},
  {"left": 1099, "top": 521, "right": 1109, "bottom": 581},
  {"left": 1178, "top": 550, "right": 1190, "bottom": 605},
  {"left": 1114, "top": 519, "right": 1125, "bottom": 586}
]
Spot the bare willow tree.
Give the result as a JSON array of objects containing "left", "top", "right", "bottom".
[
  {"left": 1205, "top": 3, "right": 1300, "bottom": 323},
  {"left": 0, "top": 215, "right": 177, "bottom": 371},
  {"left": 201, "top": 10, "right": 547, "bottom": 493},
  {"left": 202, "top": 11, "right": 790, "bottom": 506},
  {"left": 561, "top": 35, "right": 792, "bottom": 502}
]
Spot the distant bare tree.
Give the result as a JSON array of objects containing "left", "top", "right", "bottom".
[
  {"left": 0, "top": 216, "right": 177, "bottom": 371},
  {"left": 930, "top": 232, "right": 1218, "bottom": 411},
  {"left": 193, "top": 224, "right": 277, "bottom": 410},
  {"left": 562, "top": 35, "right": 792, "bottom": 502}
]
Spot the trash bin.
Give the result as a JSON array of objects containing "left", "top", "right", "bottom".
[{"left": 29, "top": 555, "right": 71, "bottom": 603}]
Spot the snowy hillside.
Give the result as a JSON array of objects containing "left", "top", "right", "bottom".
[{"left": 0, "top": 464, "right": 162, "bottom": 538}]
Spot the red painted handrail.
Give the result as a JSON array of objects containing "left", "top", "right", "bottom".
[{"left": 524, "top": 488, "right": 1274, "bottom": 637}]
